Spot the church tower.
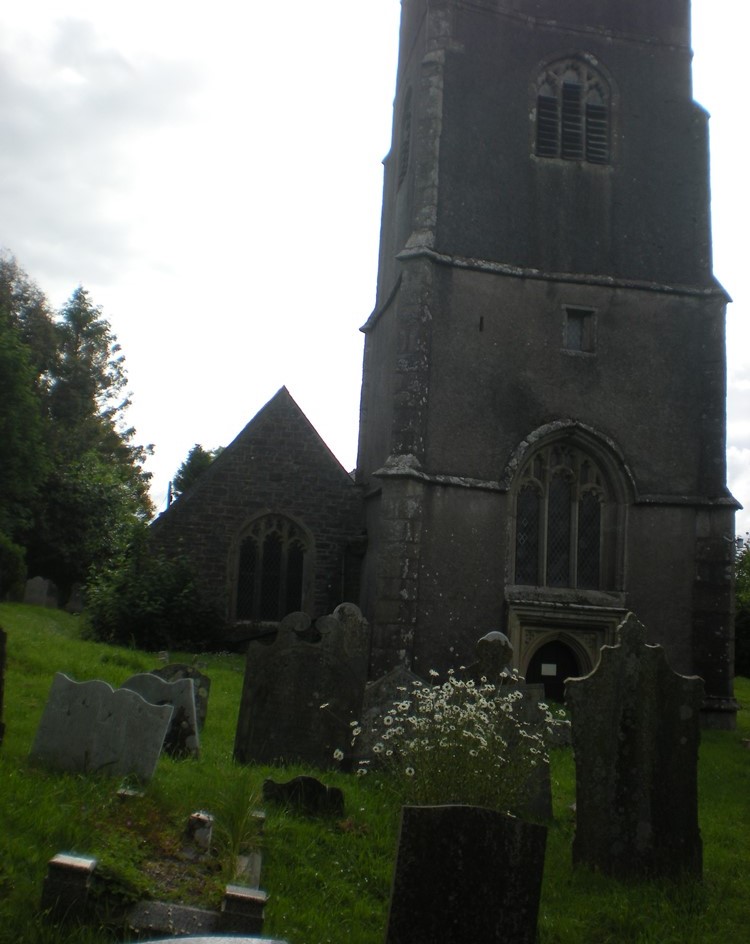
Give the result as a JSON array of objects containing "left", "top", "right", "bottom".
[{"left": 356, "top": 0, "right": 737, "bottom": 726}]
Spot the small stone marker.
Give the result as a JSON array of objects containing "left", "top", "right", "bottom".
[
  {"left": 121, "top": 673, "right": 200, "bottom": 757},
  {"left": 262, "top": 775, "right": 345, "bottom": 817},
  {"left": 152, "top": 663, "right": 211, "bottom": 730},
  {"left": 186, "top": 811, "right": 214, "bottom": 852},
  {"left": 385, "top": 804, "right": 547, "bottom": 944},
  {"left": 234, "top": 604, "right": 370, "bottom": 768},
  {"left": 40, "top": 853, "right": 98, "bottom": 921},
  {"left": 30, "top": 674, "right": 173, "bottom": 781},
  {"left": 221, "top": 885, "right": 268, "bottom": 935},
  {"left": 0, "top": 626, "right": 6, "bottom": 746},
  {"left": 566, "top": 613, "right": 704, "bottom": 878}
]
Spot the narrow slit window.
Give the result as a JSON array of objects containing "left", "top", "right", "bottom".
[{"left": 564, "top": 307, "right": 596, "bottom": 353}]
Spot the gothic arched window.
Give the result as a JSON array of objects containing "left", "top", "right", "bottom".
[
  {"left": 535, "top": 60, "right": 610, "bottom": 164},
  {"left": 235, "top": 515, "right": 310, "bottom": 621},
  {"left": 514, "top": 444, "right": 611, "bottom": 589}
]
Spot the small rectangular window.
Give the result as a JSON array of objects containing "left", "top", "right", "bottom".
[{"left": 564, "top": 307, "right": 596, "bottom": 353}]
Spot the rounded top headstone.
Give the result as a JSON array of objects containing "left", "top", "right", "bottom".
[{"left": 476, "top": 631, "right": 513, "bottom": 675}]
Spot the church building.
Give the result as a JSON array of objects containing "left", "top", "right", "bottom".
[{"left": 153, "top": 0, "right": 738, "bottom": 727}]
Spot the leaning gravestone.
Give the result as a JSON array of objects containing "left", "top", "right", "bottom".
[
  {"left": 152, "top": 664, "right": 211, "bottom": 731},
  {"left": 566, "top": 613, "right": 704, "bottom": 879},
  {"left": 121, "top": 673, "right": 200, "bottom": 758},
  {"left": 385, "top": 804, "right": 547, "bottom": 944},
  {"left": 234, "top": 604, "right": 370, "bottom": 768},
  {"left": 0, "top": 626, "right": 6, "bottom": 746},
  {"left": 30, "top": 674, "right": 173, "bottom": 781}
]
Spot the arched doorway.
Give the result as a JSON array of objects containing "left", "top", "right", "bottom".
[{"left": 525, "top": 640, "right": 581, "bottom": 703}]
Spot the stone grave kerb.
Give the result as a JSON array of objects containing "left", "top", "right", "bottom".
[{"left": 565, "top": 612, "right": 704, "bottom": 878}]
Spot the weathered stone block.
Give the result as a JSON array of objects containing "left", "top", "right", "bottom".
[{"left": 40, "top": 853, "right": 97, "bottom": 921}]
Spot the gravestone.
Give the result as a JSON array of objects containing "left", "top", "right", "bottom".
[
  {"left": 121, "top": 673, "right": 199, "bottom": 757},
  {"left": 24, "top": 576, "right": 58, "bottom": 608},
  {"left": 262, "top": 775, "right": 345, "bottom": 817},
  {"left": 358, "top": 664, "right": 422, "bottom": 758},
  {"left": 464, "top": 630, "right": 515, "bottom": 683},
  {"left": 152, "top": 663, "right": 211, "bottom": 730},
  {"left": 0, "top": 626, "right": 6, "bottom": 746},
  {"left": 465, "top": 632, "right": 557, "bottom": 819},
  {"left": 385, "top": 804, "right": 547, "bottom": 944},
  {"left": 30, "top": 674, "right": 173, "bottom": 781},
  {"left": 234, "top": 604, "right": 370, "bottom": 768},
  {"left": 566, "top": 613, "right": 704, "bottom": 879}
]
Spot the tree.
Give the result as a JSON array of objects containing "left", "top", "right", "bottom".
[
  {"left": 171, "top": 444, "right": 222, "bottom": 500},
  {"left": 24, "top": 286, "right": 153, "bottom": 600},
  {"left": 0, "top": 256, "right": 52, "bottom": 596}
]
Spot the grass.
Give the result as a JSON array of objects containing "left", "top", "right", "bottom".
[{"left": 1, "top": 602, "right": 749, "bottom": 943}]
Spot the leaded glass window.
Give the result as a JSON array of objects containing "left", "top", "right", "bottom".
[
  {"left": 513, "top": 445, "right": 607, "bottom": 589},
  {"left": 235, "top": 516, "right": 310, "bottom": 621}
]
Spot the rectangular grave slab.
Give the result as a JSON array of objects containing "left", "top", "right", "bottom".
[
  {"left": 566, "top": 613, "right": 704, "bottom": 879},
  {"left": 121, "top": 673, "right": 199, "bottom": 757},
  {"left": 385, "top": 804, "right": 547, "bottom": 944},
  {"left": 30, "top": 674, "right": 173, "bottom": 781}
]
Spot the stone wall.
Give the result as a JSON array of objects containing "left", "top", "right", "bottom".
[{"left": 151, "top": 388, "right": 363, "bottom": 635}]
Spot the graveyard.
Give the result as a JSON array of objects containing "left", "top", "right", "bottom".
[{"left": 0, "top": 601, "right": 748, "bottom": 943}]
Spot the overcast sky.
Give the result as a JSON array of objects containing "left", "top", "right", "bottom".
[{"left": 1, "top": 1, "right": 748, "bottom": 533}]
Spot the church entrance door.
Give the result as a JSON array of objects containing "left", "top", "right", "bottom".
[{"left": 525, "top": 640, "right": 581, "bottom": 703}]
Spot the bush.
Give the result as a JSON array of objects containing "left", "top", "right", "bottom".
[
  {"left": 0, "top": 531, "right": 26, "bottom": 601},
  {"left": 84, "top": 525, "right": 222, "bottom": 651},
  {"left": 346, "top": 668, "right": 567, "bottom": 816}
]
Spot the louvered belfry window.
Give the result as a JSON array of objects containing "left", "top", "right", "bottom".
[
  {"left": 514, "top": 445, "right": 606, "bottom": 589},
  {"left": 235, "top": 515, "right": 309, "bottom": 621},
  {"left": 535, "top": 61, "right": 610, "bottom": 165}
]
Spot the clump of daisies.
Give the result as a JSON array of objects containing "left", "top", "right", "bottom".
[{"left": 340, "top": 669, "right": 567, "bottom": 816}]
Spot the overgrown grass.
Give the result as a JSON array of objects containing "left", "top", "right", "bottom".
[{"left": 0, "top": 602, "right": 748, "bottom": 943}]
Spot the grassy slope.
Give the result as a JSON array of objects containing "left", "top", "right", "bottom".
[{"left": 0, "top": 603, "right": 748, "bottom": 944}]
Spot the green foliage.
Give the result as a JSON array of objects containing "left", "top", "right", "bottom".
[
  {"left": 0, "top": 532, "right": 26, "bottom": 600},
  {"left": 0, "top": 259, "right": 50, "bottom": 548},
  {"left": 171, "top": 443, "right": 222, "bottom": 500},
  {"left": 348, "top": 669, "right": 567, "bottom": 816},
  {"left": 1, "top": 254, "right": 154, "bottom": 604},
  {"left": 1, "top": 604, "right": 749, "bottom": 944},
  {"left": 84, "top": 524, "right": 221, "bottom": 650}
]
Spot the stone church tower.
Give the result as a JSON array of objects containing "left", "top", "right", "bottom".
[{"left": 356, "top": 0, "right": 738, "bottom": 725}]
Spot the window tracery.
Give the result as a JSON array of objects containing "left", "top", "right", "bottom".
[
  {"left": 535, "top": 60, "right": 610, "bottom": 164},
  {"left": 514, "top": 444, "right": 609, "bottom": 589},
  {"left": 235, "top": 515, "right": 309, "bottom": 621}
]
